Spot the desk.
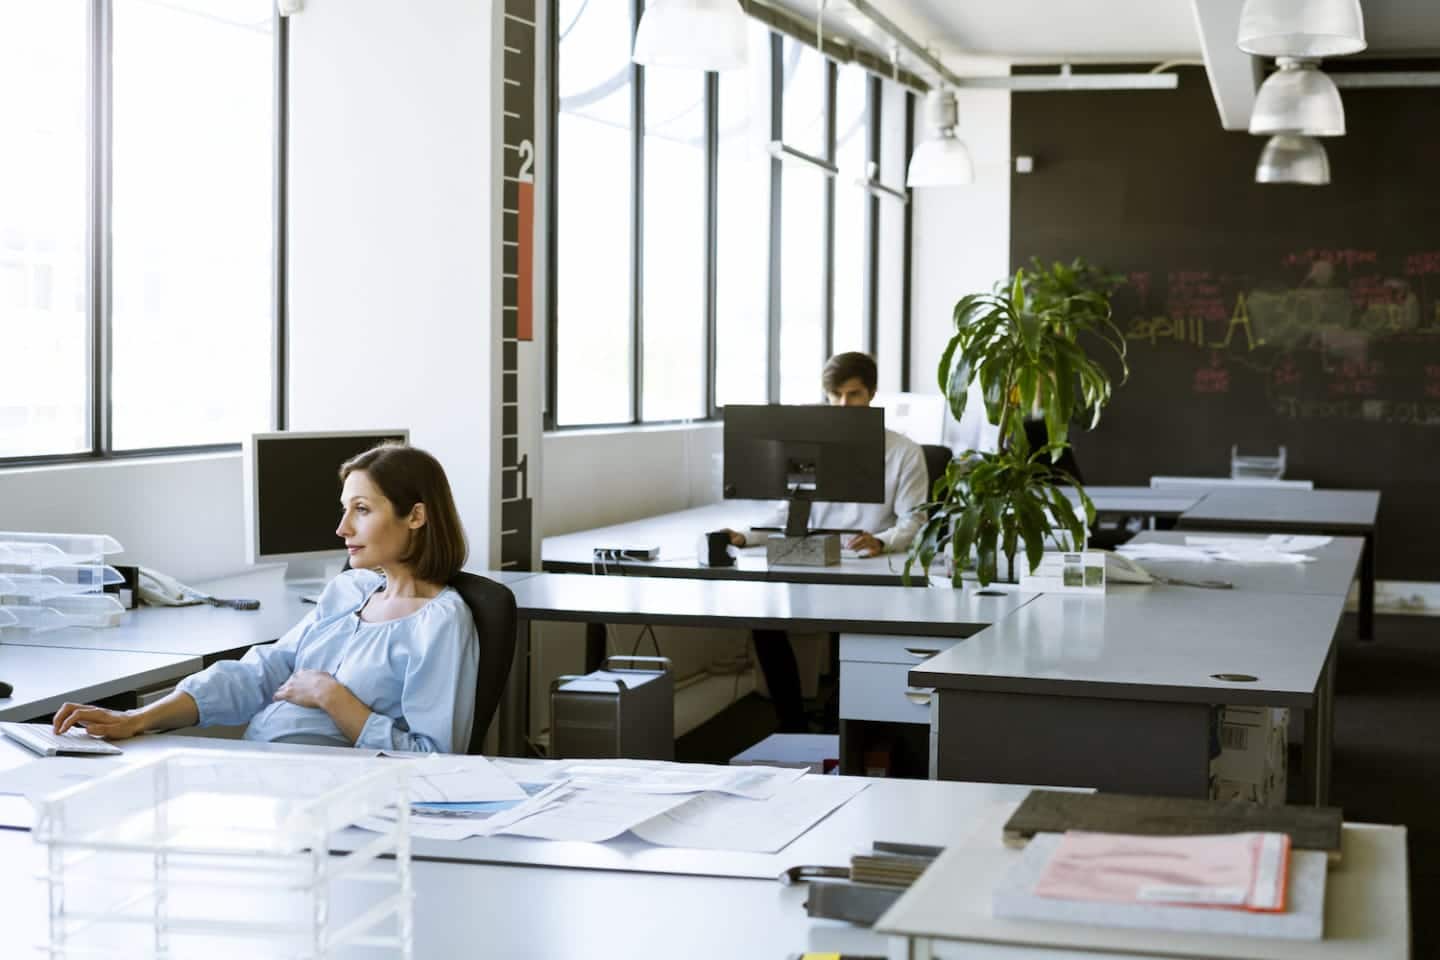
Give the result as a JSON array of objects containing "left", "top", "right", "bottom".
[
  {"left": 543, "top": 502, "right": 910, "bottom": 585},
  {"left": 0, "top": 646, "right": 199, "bottom": 722},
  {"left": 498, "top": 573, "right": 1033, "bottom": 759},
  {"left": 912, "top": 589, "right": 1343, "bottom": 803},
  {"left": 1128, "top": 530, "right": 1364, "bottom": 597},
  {"left": 1065, "top": 485, "right": 1207, "bottom": 520},
  {"left": 0, "top": 567, "right": 310, "bottom": 662},
  {"left": 1177, "top": 488, "right": 1381, "bottom": 640}
]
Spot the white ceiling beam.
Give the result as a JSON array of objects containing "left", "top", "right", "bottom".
[{"left": 1191, "top": 0, "right": 1261, "bottom": 130}]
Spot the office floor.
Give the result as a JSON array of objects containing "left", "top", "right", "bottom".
[{"left": 677, "top": 612, "right": 1438, "bottom": 956}]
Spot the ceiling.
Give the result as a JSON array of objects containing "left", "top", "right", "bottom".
[{"left": 767, "top": 0, "right": 1440, "bottom": 68}]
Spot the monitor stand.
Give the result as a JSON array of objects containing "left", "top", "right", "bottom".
[
  {"left": 767, "top": 490, "right": 841, "bottom": 567},
  {"left": 283, "top": 556, "right": 347, "bottom": 602}
]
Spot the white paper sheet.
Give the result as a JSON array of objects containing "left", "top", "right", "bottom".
[
  {"left": 630, "top": 775, "right": 869, "bottom": 853},
  {"left": 548, "top": 760, "right": 806, "bottom": 799},
  {"left": 489, "top": 786, "right": 693, "bottom": 842},
  {"left": 0, "top": 755, "right": 125, "bottom": 801},
  {"left": 385, "top": 754, "right": 528, "bottom": 804},
  {"left": 1126, "top": 541, "right": 1316, "bottom": 565},
  {"left": 1264, "top": 534, "right": 1332, "bottom": 552}
]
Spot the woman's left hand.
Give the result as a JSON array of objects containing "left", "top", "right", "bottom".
[{"left": 273, "top": 670, "right": 340, "bottom": 709}]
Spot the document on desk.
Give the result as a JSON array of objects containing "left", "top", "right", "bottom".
[
  {"left": 546, "top": 759, "right": 806, "bottom": 799},
  {"left": 486, "top": 786, "right": 694, "bottom": 843},
  {"left": 630, "top": 775, "right": 869, "bottom": 853},
  {"left": 382, "top": 754, "right": 528, "bottom": 804}
]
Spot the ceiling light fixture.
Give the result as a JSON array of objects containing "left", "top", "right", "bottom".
[
  {"left": 1254, "top": 134, "right": 1330, "bottom": 185},
  {"left": 632, "top": 0, "right": 749, "bottom": 72},
  {"left": 1249, "top": 58, "right": 1345, "bottom": 136},
  {"left": 1237, "top": 0, "right": 1366, "bottom": 58},
  {"left": 906, "top": 89, "right": 973, "bottom": 188}
]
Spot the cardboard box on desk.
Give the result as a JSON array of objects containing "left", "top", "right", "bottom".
[{"left": 1210, "top": 706, "right": 1288, "bottom": 806}]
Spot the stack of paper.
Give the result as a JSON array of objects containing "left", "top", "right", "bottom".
[
  {"left": 1118, "top": 539, "right": 1318, "bottom": 565},
  {"left": 357, "top": 759, "right": 868, "bottom": 853},
  {"left": 993, "top": 831, "right": 1325, "bottom": 940}
]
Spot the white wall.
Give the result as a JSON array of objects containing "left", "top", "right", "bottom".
[
  {"left": 285, "top": 0, "right": 500, "bottom": 568},
  {"left": 542, "top": 423, "right": 723, "bottom": 536},
  {"left": 909, "top": 57, "right": 1012, "bottom": 455},
  {"left": 0, "top": 454, "right": 245, "bottom": 581}
]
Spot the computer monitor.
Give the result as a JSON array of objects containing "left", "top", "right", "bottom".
[
  {"left": 722, "top": 405, "right": 885, "bottom": 538},
  {"left": 244, "top": 429, "right": 409, "bottom": 578}
]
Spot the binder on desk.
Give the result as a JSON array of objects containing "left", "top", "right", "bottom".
[{"left": 1002, "top": 790, "right": 1343, "bottom": 861}]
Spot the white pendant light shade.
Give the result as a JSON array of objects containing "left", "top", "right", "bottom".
[
  {"left": 1255, "top": 134, "right": 1330, "bottom": 185},
  {"left": 632, "top": 0, "right": 749, "bottom": 72},
  {"left": 907, "top": 137, "right": 975, "bottom": 187},
  {"left": 906, "top": 89, "right": 974, "bottom": 187},
  {"left": 1237, "top": 0, "right": 1366, "bottom": 57},
  {"left": 1249, "top": 58, "right": 1345, "bottom": 136}
]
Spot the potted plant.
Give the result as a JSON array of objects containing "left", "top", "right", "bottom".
[{"left": 904, "top": 258, "right": 1128, "bottom": 586}]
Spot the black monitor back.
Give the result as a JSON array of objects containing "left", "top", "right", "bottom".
[{"left": 722, "top": 405, "right": 885, "bottom": 504}]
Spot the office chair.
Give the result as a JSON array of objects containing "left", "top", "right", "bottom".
[
  {"left": 920, "top": 444, "right": 952, "bottom": 496},
  {"left": 342, "top": 560, "right": 517, "bottom": 755},
  {"left": 447, "top": 572, "right": 518, "bottom": 756}
]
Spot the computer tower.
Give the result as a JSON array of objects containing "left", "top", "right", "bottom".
[{"left": 549, "top": 656, "right": 674, "bottom": 760}]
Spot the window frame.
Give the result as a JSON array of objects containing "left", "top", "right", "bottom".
[
  {"left": 0, "top": 0, "right": 286, "bottom": 468},
  {"left": 545, "top": 3, "right": 917, "bottom": 431}
]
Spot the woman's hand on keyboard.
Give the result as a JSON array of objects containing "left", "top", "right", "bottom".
[{"left": 52, "top": 703, "right": 145, "bottom": 741}]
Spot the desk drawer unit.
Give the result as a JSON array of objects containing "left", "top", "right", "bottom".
[
  {"left": 840, "top": 660, "right": 935, "bottom": 725},
  {"left": 839, "top": 633, "right": 956, "bottom": 666}
]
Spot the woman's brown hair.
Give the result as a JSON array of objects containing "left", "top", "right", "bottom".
[{"left": 339, "top": 443, "right": 467, "bottom": 584}]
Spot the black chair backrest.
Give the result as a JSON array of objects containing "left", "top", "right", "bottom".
[
  {"left": 920, "top": 444, "right": 952, "bottom": 496},
  {"left": 447, "top": 572, "right": 518, "bottom": 755}
]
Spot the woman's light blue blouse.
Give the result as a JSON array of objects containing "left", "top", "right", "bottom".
[{"left": 176, "top": 570, "right": 479, "bottom": 753}]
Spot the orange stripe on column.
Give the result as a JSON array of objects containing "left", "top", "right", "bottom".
[{"left": 517, "top": 180, "right": 534, "bottom": 341}]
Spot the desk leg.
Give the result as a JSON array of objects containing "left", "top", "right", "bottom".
[
  {"left": 497, "top": 618, "right": 530, "bottom": 757},
  {"left": 1359, "top": 531, "right": 1376, "bottom": 642},
  {"left": 584, "top": 621, "right": 606, "bottom": 672},
  {"left": 1302, "top": 643, "right": 1336, "bottom": 807}
]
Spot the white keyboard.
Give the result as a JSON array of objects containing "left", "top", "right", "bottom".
[{"left": 0, "top": 722, "right": 123, "bottom": 757}]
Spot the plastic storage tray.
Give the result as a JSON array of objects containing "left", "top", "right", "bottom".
[
  {"left": 32, "top": 750, "right": 414, "bottom": 958},
  {"left": 2, "top": 594, "right": 126, "bottom": 630},
  {"left": 0, "top": 531, "right": 123, "bottom": 563}
]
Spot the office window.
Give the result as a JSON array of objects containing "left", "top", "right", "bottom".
[
  {"left": 875, "top": 82, "right": 909, "bottom": 391},
  {"left": 555, "top": 0, "right": 633, "bottom": 426},
  {"left": 640, "top": 69, "right": 706, "bottom": 421},
  {"left": 0, "top": 3, "right": 89, "bottom": 458},
  {"left": 831, "top": 63, "right": 869, "bottom": 359},
  {"left": 714, "top": 22, "right": 772, "bottom": 409},
  {"left": 111, "top": 0, "right": 274, "bottom": 450},
  {"left": 778, "top": 39, "right": 827, "bottom": 404}
]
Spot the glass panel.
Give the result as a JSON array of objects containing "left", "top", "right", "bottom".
[
  {"left": 714, "top": 23, "right": 772, "bottom": 409},
  {"left": 556, "top": 0, "right": 633, "bottom": 425},
  {"left": 876, "top": 81, "right": 908, "bottom": 391},
  {"left": 0, "top": 2, "right": 89, "bottom": 458},
  {"left": 831, "top": 64, "right": 868, "bottom": 359},
  {"left": 778, "top": 40, "right": 826, "bottom": 404},
  {"left": 640, "top": 68, "right": 706, "bottom": 421},
  {"left": 111, "top": 0, "right": 275, "bottom": 450}
]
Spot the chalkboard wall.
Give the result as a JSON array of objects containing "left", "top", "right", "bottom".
[{"left": 1010, "top": 65, "right": 1440, "bottom": 580}]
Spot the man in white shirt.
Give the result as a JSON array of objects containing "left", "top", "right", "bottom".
[{"left": 726, "top": 352, "right": 930, "bottom": 731}]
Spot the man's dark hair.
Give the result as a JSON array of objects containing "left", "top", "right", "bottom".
[{"left": 822, "top": 351, "right": 878, "bottom": 396}]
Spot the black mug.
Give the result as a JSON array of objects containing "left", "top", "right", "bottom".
[{"left": 699, "top": 530, "right": 735, "bottom": 568}]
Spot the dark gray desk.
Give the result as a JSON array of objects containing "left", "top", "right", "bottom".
[
  {"left": 1177, "top": 488, "right": 1380, "bottom": 640},
  {"left": 498, "top": 573, "right": 1031, "bottom": 758},
  {"left": 1127, "top": 530, "right": 1364, "bottom": 597},
  {"left": 912, "top": 589, "right": 1343, "bottom": 803}
]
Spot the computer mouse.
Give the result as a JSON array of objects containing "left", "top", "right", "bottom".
[{"left": 0, "top": 680, "right": 12, "bottom": 699}]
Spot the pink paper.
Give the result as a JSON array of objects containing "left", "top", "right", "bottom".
[{"left": 1032, "top": 831, "right": 1290, "bottom": 912}]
